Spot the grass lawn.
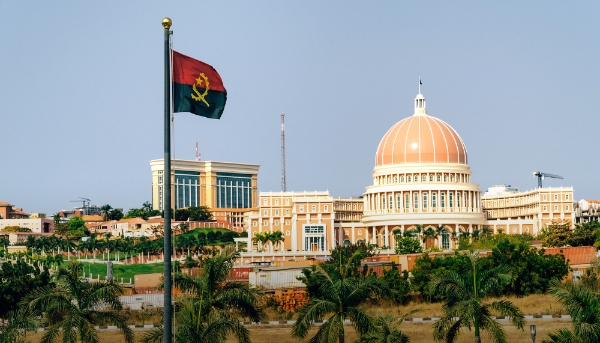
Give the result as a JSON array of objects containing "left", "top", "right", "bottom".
[{"left": 79, "top": 262, "right": 165, "bottom": 282}]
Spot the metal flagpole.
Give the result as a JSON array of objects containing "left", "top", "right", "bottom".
[{"left": 161, "top": 17, "right": 173, "bottom": 343}]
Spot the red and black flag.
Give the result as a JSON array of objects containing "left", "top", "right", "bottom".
[{"left": 172, "top": 51, "right": 227, "bottom": 119}]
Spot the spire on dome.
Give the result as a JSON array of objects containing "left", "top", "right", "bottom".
[{"left": 414, "top": 93, "right": 427, "bottom": 116}]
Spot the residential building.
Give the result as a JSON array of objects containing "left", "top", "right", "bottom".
[{"left": 0, "top": 201, "right": 29, "bottom": 219}]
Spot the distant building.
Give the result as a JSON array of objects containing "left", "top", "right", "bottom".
[
  {"left": 150, "top": 159, "right": 259, "bottom": 229},
  {"left": 0, "top": 201, "right": 29, "bottom": 219},
  {"left": 574, "top": 199, "right": 600, "bottom": 224},
  {"left": 481, "top": 184, "right": 575, "bottom": 235}
]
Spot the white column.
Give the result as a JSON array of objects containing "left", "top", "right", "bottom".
[
  {"left": 372, "top": 227, "right": 376, "bottom": 245},
  {"left": 384, "top": 225, "right": 389, "bottom": 248},
  {"left": 292, "top": 214, "right": 298, "bottom": 252}
]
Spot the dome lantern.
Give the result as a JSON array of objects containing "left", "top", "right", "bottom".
[{"left": 414, "top": 93, "right": 427, "bottom": 116}]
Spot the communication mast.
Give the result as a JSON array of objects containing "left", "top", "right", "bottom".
[
  {"left": 281, "top": 113, "right": 287, "bottom": 192},
  {"left": 195, "top": 142, "right": 201, "bottom": 161}
]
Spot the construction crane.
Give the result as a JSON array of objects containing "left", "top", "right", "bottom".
[
  {"left": 70, "top": 197, "right": 91, "bottom": 215},
  {"left": 533, "top": 172, "right": 563, "bottom": 188}
]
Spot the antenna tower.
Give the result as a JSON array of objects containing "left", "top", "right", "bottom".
[{"left": 281, "top": 113, "right": 287, "bottom": 191}]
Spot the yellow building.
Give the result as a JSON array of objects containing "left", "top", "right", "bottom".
[
  {"left": 247, "top": 191, "right": 335, "bottom": 253},
  {"left": 150, "top": 159, "right": 259, "bottom": 227},
  {"left": 482, "top": 184, "right": 575, "bottom": 235}
]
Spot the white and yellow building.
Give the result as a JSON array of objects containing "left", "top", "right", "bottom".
[{"left": 481, "top": 184, "right": 575, "bottom": 235}]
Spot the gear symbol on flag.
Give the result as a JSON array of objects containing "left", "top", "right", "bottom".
[{"left": 192, "top": 73, "right": 210, "bottom": 107}]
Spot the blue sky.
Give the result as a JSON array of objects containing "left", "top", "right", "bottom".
[{"left": 1, "top": 1, "right": 599, "bottom": 214}]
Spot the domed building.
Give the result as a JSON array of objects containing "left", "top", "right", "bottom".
[{"left": 361, "top": 93, "right": 486, "bottom": 250}]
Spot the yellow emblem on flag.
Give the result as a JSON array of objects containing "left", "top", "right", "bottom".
[{"left": 192, "top": 73, "right": 210, "bottom": 107}]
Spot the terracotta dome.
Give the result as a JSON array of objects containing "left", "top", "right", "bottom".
[{"left": 375, "top": 94, "right": 468, "bottom": 166}]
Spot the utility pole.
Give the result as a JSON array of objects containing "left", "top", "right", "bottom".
[{"left": 281, "top": 113, "right": 287, "bottom": 192}]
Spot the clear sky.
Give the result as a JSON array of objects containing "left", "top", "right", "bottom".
[{"left": 1, "top": 1, "right": 599, "bottom": 214}]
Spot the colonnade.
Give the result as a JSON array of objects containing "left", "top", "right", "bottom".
[{"left": 364, "top": 190, "right": 482, "bottom": 214}]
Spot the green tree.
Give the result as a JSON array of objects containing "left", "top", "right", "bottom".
[
  {"left": 0, "top": 308, "right": 40, "bottom": 343},
  {"left": 543, "top": 279, "right": 600, "bottom": 343},
  {"left": 0, "top": 259, "right": 52, "bottom": 318},
  {"left": 99, "top": 204, "right": 113, "bottom": 221},
  {"left": 428, "top": 252, "right": 525, "bottom": 343},
  {"left": 67, "top": 216, "right": 87, "bottom": 237},
  {"left": 293, "top": 245, "right": 387, "bottom": 343},
  {"left": 52, "top": 213, "right": 62, "bottom": 226},
  {"left": 109, "top": 208, "right": 124, "bottom": 221},
  {"left": 142, "top": 248, "right": 262, "bottom": 343},
  {"left": 356, "top": 311, "right": 417, "bottom": 343},
  {"left": 381, "top": 262, "right": 411, "bottom": 304},
  {"left": 488, "top": 239, "right": 569, "bottom": 296},
  {"left": 188, "top": 206, "right": 213, "bottom": 221},
  {"left": 22, "top": 262, "right": 133, "bottom": 343},
  {"left": 538, "top": 220, "right": 572, "bottom": 247},
  {"left": 174, "top": 208, "right": 189, "bottom": 221},
  {"left": 395, "top": 237, "right": 423, "bottom": 255}
]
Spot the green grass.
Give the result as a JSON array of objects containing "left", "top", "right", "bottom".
[{"left": 79, "top": 262, "right": 165, "bottom": 282}]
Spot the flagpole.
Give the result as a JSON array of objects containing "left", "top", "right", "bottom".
[{"left": 161, "top": 17, "right": 173, "bottom": 343}]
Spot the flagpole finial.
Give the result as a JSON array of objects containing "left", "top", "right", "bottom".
[{"left": 162, "top": 17, "right": 172, "bottom": 29}]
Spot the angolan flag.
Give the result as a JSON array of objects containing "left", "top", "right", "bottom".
[{"left": 172, "top": 50, "right": 227, "bottom": 119}]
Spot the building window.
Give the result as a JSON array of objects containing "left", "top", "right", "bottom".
[
  {"left": 263, "top": 210, "right": 268, "bottom": 216},
  {"left": 432, "top": 193, "right": 437, "bottom": 208},
  {"left": 275, "top": 210, "right": 280, "bottom": 216},
  {"left": 286, "top": 209, "right": 290, "bottom": 215},
  {"left": 263, "top": 221, "right": 268, "bottom": 226},
  {"left": 444, "top": 175, "right": 448, "bottom": 182},
  {"left": 382, "top": 197, "right": 386, "bottom": 209},
  {"left": 513, "top": 227, "right": 517, "bottom": 233},
  {"left": 303, "top": 225, "right": 325, "bottom": 251},
  {"left": 358, "top": 229, "right": 362, "bottom": 235},
  {"left": 405, "top": 194, "right": 410, "bottom": 208},
  {"left": 449, "top": 192, "right": 454, "bottom": 207},
  {"left": 263, "top": 199, "right": 268, "bottom": 205},
  {"left": 396, "top": 195, "right": 401, "bottom": 209},
  {"left": 442, "top": 232, "right": 450, "bottom": 249},
  {"left": 554, "top": 195, "right": 558, "bottom": 201},
  {"left": 275, "top": 199, "right": 279, "bottom": 205},
  {"left": 554, "top": 205, "right": 558, "bottom": 211},
  {"left": 285, "top": 220, "right": 290, "bottom": 225},
  {"left": 389, "top": 196, "right": 393, "bottom": 209},
  {"left": 566, "top": 205, "right": 569, "bottom": 211},
  {"left": 423, "top": 193, "right": 428, "bottom": 209},
  {"left": 285, "top": 199, "right": 290, "bottom": 205},
  {"left": 415, "top": 175, "right": 419, "bottom": 182},
  {"left": 324, "top": 205, "right": 329, "bottom": 211},
  {"left": 441, "top": 193, "right": 446, "bottom": 207},
  {"left": 422, "top": 175, "right": 426, "bottom": 182},
  {"left": 414, "top": 193, "right": 419, "bottom": 209},
  {"left": 174, "top": 170, "right": 200, "bottom": 210},
  {"left": 394, "top": 176, "right": 398, "bottom": 183},
  {"left": 253, "top": 222, "right": 257, "bottom": 227},
  {"left": 401, "top": 176, "right": 405, "bottom": 182},
  {"left": 457, "top": 193, "right": 461, "bottom": 208},
  {"left": 286, "top": 230, "right": 290, "bottom": 235},
  {"left": 430, "top": 175, "right": 434, "bottom": 182},
  {"left": 408, "top": 176, "right": 412, "bottom": 182},
  {"left": 299, "top": 205, "right": 304, "bottom": 212},
  {"left": 543, "top": 205, "right": 547, "bottom": 211},
  {"left": 311, "top": 205, "right": 316, "bottom": 212},
  {"left": 543, "top": 195, "right": 547, "bottom": 201},
  {"left": 275, "top": 220, "right": 279, "bottom": 225},
  {"left": 565, "top": 194, "right": 569, "bottom": 200},
  {"left": 437, "top": 175, "right": 441, "bottom": 182}
]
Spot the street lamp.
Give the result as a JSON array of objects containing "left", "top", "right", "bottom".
[{"left": 530, "top": 324, "right": 536, "bottom": 343}]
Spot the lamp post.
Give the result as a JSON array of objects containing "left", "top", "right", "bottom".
[{"left": 530, "top": 324, "right": 536, "bottom": 343}]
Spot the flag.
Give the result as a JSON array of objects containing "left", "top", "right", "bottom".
[{"left": 172, "top": 50, "right": 227, "bottom": 119}]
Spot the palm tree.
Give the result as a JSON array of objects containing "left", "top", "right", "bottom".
[
  {"left": 270, "top": 231, "right": 285, "bottom": 252},
  {"left": 142, "top": 248, "right": 262, "bottom": 343},
  {"left": 357, "top": 310, "right": 418, "bottom": 343},
  {"left": 0, "top": 308, "right": 39, "bottom": 343},
  {"left": 543, "top": 280, "right": 600, "bottom": 343},
  {"left": 428, "top": 252, "right": 525, "bottom": 343},
  {"left": 52, "top": 213, "right": 62, "bottom": 226},
  {"left": 99, "top": 204, "right": 113, "bottom": 222},
  {"left": 422, "top": 227, "right": 436, "bottom": 248},
  {"left": 292, "top": 249, "right": 388, "bottom": 343},
  {"left": 252, "top": 232, "right": 266, "bottom": 252},
  {"left": 22, "top": 261, "right": 134, "bottom": 343},
  {"left": 482, "top": 227, "right": 493, "bottom": 239}
]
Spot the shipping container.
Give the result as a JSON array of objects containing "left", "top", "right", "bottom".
[
  {"left": 230, "top": 267, "right": 253, "bottom": 280},
  {"left": 249, "top": 267, "right": 306, "bottom": 290}
]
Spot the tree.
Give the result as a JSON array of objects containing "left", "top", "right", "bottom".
[
  {"left": 52, "top": 213, "right": 62, "bottom": 226},
  {"left": 395, "top": 237, "right": 423, "bottom": 255},
  {"left": 428, "top": 252, "right": 525, "bottom": 343},
  {"left": 22, "top": 262, "right": 133, "bottom": 343},
  {"left": 538, "top": 220, "right": 572, "bottom": 247},
  {"left": 357, "top": 311, "right": 417, "bottom": 343},
  {"left": 174, "top": 208, "right": 189, "bottom": 221},
  {"left": 67, "top": 216, "right": 87, "bottom": 237},
  {"left": 142, "top": 201, "right": 152, "bottom": 212},
  {"left": 0, "top": 308, "right": 39, "bottom": 343},
  {"left": 188, "top": 206, "right": 212, "bottom": 221},
  {"left": 142, "top": 248, "right": 262, "bottom": 343},
  {"left": 109, "top": 208, "right": 124, "bottom": 221},
  {"left": 0, "top": 259, "right": 52, "bottom": 319},
  {"left": 543, "top": 279, "right": 600, "bottom": 343},
  {"left": 381, "top": 262, "right": 411, "bottom": 304},
  {"left": 99, "top": 204, "right": 113, "bottom": 221},
  {"left": 1, "top": 226, "right": 30, "bottom": 232},
  {"left": 293, "top": 244, "right": 387, "bottom": 343}
]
